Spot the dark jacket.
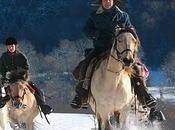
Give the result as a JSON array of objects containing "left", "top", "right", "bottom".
[
  {"left": 83, "top": 5, "right": 132, "bottom": 50},
  {"left": 0, "top": 50, "right": 29, "bottom": 78}
]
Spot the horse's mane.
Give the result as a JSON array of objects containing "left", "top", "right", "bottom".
[{"left": 7, "top": 69, "right": 29, "bottom": 83}]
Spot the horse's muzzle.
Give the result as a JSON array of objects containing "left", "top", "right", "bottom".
[
  {"left": 123, "top": 57, "right": 134, "bottom": 67},
  {"left": 13, "top": 102, "right": 23, "bottom": 109},
  {"left": 12, "top": 99, "right": 26, "bottom": 109}
]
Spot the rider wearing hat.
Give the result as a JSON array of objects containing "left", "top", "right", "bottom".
[
  {"left": 71, "top": 0, "right": 165, "bottom": 122},
  {"left": 0, "top": 37, "right": 53, "bottom": 115}
]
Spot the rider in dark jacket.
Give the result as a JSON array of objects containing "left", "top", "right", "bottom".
[
  {"left": 71, "top": 0, "right": 132, "bottom": 108},
  {"left": 71, "top": 0, "right": 165, "bottom": 122},
  {"left": 0, "top": 37, "right": 53, "bottom": 115}
]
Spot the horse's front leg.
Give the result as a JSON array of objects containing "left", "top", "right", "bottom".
[
  {"left": 104, "top": 119, "right": 113, "bottom": 130},
  {"left": 0, "top": 106, "right": 8, "bottom": 130},
  {"left": 25, "top": 121, "right": 33, "bottom": 130},
  {"left": 97, "top": 115, "right": 102, "bottom": 130},
  {"left": 0, "top": 124, "right": 5, "bottom": 130},
  {"left": 0, "top": 118, "right": 6, "bottom": 130},
  {"left": 114, "top": 111, "right": 120, "bottom": 128}
]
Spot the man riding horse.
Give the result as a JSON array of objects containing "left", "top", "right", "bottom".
[
  {"left": 71, "top": 0, "right": 165, "bottom": 121},
  {"left": 0, "top": 37, "right": 53, "bottom": 115}
]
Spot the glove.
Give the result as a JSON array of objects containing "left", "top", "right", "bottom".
[{"left": 92, "top": 30, "right": 100, "bottom": 40}]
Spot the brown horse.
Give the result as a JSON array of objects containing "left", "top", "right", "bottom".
[{"left": 6, "top": 80, "right": 39, "bottom": 130}]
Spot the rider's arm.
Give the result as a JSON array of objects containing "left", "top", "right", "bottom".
[
  {"left": 83, "top": 16, "right": 100, "bottom": 40},
  {"left": 19, "top": 53, "right": 29, "bottom": 71},
  {"left": 114, "top": 7, "right": 133, "bottom": 29},
  {"left": 17, "top": 53, "right": 29, "bottom": 81},
  {"left": 120, "top": 12, "right": 132, "bottom": 28},
  {"left": 0, "top": 54, "right": 7, "bottom": 78}
]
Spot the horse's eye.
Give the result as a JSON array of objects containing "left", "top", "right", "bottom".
[{"left": 117, "top": 37, "right": 122, "bottom": 43}]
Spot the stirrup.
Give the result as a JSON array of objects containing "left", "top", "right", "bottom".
[
  {"left": 142, "top": 99, "right": 157, "bottom": 109},
  {"left": 41, "top": 105, "right": 53, "bottom": 115},
  {"left": 81, "top": 103, "right": 88, "bottom": 109},
  {"left": 147, "top": 99, "right": 157, "bottom": 108},
  {"left": 71, "top": 95, "right": 89, "bottom": 110},
  {"left": 70, "top": 102, "right": 82, "bottom": 109},
  {"left": 70, "top": 95, "right": 82, "bottom": 109}
]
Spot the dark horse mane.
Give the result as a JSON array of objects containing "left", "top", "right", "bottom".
[{"left": 7, "top": 69, "right": 28, "bottom": 83}]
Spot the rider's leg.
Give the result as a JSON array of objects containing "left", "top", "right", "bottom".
[
  {"left": 131, "top": 76, "right": 165, "bottom": 122},
  {"left": 149, "top": 107, "right": 166, "bottom": 122},
  {"left": 28, "top": 81, "right": 53, "bottom": 114},
  {"left": 131, "top": 76, "right": 156, "bottom": 108},
  {"left": 71, "top": 49, "right": 97, "bottom": 109},
  {"left": 132, "top": 63, "right": 165, "bottom": 122}
]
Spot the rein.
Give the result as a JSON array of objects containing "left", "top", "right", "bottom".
[
  {"left": 10, "top": 87, "right": 27, "bottom": 109},
  {"left": 106, "top": 28, "right": 138, "bottom": 74},
  {"left": 11, "top": 89, "right": 26, "bottom": 101}
]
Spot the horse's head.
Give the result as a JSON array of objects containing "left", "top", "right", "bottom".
[
  {"left": 7, "top": 81, "right": 28, "bottom": 109},
  {"left": 112, "top": 28, "right": 139, "bottom": 67}
]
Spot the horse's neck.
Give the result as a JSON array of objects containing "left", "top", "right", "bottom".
[
  {"left": 95, "top": 55, "right": 124, "bottom": 87},
  {"left": 106, "top": 54, "right": 123, "bottom": 74}
]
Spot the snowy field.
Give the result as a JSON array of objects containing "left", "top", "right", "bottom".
[
  {"left": 4, "top": 113, "right": 97, "bottom": 130},
  {"left": 4, "top": 113, "right": 162, "bottom": 130},
  {"left": 3, "top": 87, "right": 175, "bottom": 130},
  {"left": 149, "top": 87, "right": 175, "bottom": 101}
]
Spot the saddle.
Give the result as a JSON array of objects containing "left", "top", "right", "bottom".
[{"left": 73, "top": 50, "right": 109, "bottom": 90}]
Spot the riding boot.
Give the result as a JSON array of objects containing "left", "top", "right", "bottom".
[
  {"left": 71, "top": 51, "right": 97, "bottom": 109},
  {"left": 0, "top": 88, "right": 10, "bottom": 108},
  {"left": 131, "top": 76, "right": 157, "bottom": 108},
  {"left": 149, "top": 108, "right": 166, "bottom": 122},
  {"left": 28, "top": 82, "right": 53, "bottom": 114},
  {"left": 71, "top": 82, "right": 89, "bottom": 109}
]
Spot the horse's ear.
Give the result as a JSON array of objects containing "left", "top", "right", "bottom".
[
  {"left": 129, "top": 27, "right": 135, "bottom": 31},
  {"left": 128, "top": 27, "right": 140, "bottom": 47},
  {"left": 114, "top": 27, "right": 123, "bottom": 36}
]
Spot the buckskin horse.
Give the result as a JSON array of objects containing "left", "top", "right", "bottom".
[
  {"left": 5, "top": 71, "right": 39, "bottom": 130},
  {"left": 89, "top": 28, "right": 141, "bottom": 130}
]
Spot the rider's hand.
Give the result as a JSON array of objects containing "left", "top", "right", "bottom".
[{"left": 92, "top": 30, "right": 100, "bottom": 40}]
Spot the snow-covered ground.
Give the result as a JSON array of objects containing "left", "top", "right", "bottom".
[
  {"left": 5, "top": 113, "right": 97, "bottom": 130},
  {"left": 149, "top": 87, "right": 175, "bottom": 101},
  {"left": 4, "top": 113, "right": 162, "bottom": 130},
  {"left": 3, "top": 87, "right": 175, "bottom": 130}
]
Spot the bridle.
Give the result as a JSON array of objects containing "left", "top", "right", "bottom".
[
  {"left": 8, "top": 86, "right": 27, "bottom": 109},
  {"left": 107, "top": 28, "right": 138, "bottom": 73}
]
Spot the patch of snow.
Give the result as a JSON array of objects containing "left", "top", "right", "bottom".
[{"left": 4, "top": 113, "right": 97, "bottom": 130}]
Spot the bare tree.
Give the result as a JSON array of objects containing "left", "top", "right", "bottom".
[
  {"left": 0, "top": 44, "right": 6, "bottom": 56},
  {"left": 161, "top": 50, "right": 175, "bottom": 86}
]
